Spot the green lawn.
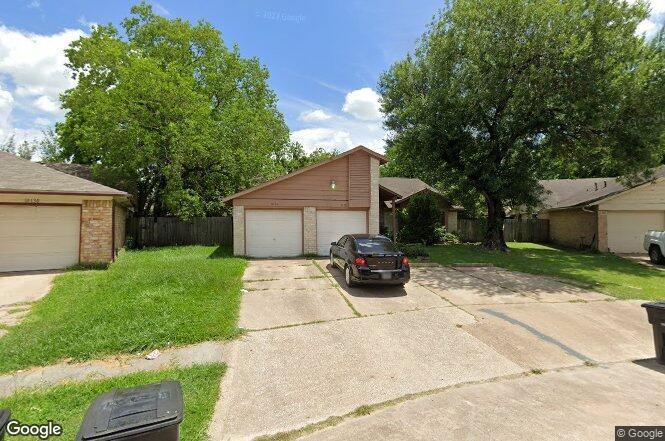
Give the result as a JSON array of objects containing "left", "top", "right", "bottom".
[
  {"left": 426, "top": 242, "right": 665, "bottom": 300},
  {"left": 0, "top": 364, "right": 224, "bottom": 441},
  {"left": 0, "top": 246, "right": 246, "bottom": 373}
]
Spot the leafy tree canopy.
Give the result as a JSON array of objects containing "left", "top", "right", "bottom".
[
  {"left": 380, "top": 0, "right": 665, "bottom": 249},
  {"left": 56, "top": 2, "right": 294, "bottom": 218}
]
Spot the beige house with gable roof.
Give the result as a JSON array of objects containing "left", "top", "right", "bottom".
[{"left": 0, "top": 152, "right": 130, "bottom": 272}]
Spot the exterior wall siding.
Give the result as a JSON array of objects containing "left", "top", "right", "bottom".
[
  {"left": 80, "top": 199, "right": 114, "bottom": 264},
  {"left": 548, "top": 208, "right": 598, "bottom": 250},
  {"left": 233, "top": 205, "right": 245, "bottom": 256},
  {"left": 236, "top": 156, "right": 350, "bottom": 209},
  {"left": 368, "top": 157, "right": 380, "bottom": 234},
  {"left": 598, "top": 179, "right": 665, "bottom": 211},
  {"left": 349, "top": 153, "right": 371, "bottom": 208}
]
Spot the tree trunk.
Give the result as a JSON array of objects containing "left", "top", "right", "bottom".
[{"left": 483, "top": 193, "right": 508, "bottom": 252}]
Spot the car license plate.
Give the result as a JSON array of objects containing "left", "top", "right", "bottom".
[{"left": 380, "top": 272, "right": 391, "bottom": 280}]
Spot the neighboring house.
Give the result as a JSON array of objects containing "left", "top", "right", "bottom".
[
  {"left": 224, "top": 146, "right": 397, "bottom": 257},
  {"left": 537, "top": 166, "right": 665, "bottom": 253},
  {"left": 0, "top": 152, "right": 130, "bottom": 272},
  {"left": 379, "top": 177, "right": 463, "bottom": 235}
]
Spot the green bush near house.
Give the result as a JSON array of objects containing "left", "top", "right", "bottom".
[
  {"left": 0, "top": 364, "right": 225, "bottom": 441},
  {"left": 398, "top": 193, "right": 442, "bottom": 245},
  {"left": 0, "top": 246, "right": 246, "bottom": 373},
  {"left": 397, "top": 243, "right": 430, "bottom": 258},
  {"left": 427, "top": 242, "right": 665, "bottom": 300}
]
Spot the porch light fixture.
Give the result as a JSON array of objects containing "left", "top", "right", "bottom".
[{"left": 330, "top": 180, "right": 336, "bottom": 190}]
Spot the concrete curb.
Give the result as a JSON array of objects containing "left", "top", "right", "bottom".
[{"left": 0, "top": 340, "right": 229, "bottom": 397}]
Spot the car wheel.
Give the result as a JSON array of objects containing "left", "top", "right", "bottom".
[
  {"left": 345, "top": 265, "right": 355, "bottom": 287},
  {"left": 330, "top": 252, "right": 336, "bottom": 269},
  {"left": 649, "top": 246, "right": 664, "bottom": 264}
]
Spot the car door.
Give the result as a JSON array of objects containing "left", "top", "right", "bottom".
[
  {"left": 333, "top": 236, "right": 348, "bottom": 268},
  {"left": 341, "top": 237, "right": 356, "bottom": 267}
]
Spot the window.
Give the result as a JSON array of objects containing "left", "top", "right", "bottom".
[{"left": 355, "top": 237, "right": 398, "bottom": 253}]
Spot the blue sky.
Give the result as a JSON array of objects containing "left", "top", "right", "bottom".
[{"left": 0, "top": 0, "right": 663, "bottom": 154}]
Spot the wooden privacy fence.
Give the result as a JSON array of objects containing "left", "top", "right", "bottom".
[
  {"left": 127, "top": 216, "right": 233, "bottom": 248},
  {"left": 457, "top": 218, "right": 549, "bottom": 243}
]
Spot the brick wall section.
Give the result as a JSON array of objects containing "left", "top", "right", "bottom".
[
  {"left": 597, "top": 210, "right": 608, "bottom": 252},
  {"left": 548, "top": 208, "right": 598, "bottom": 250},
  {"left": 80, "top": 199, "right": 113, "bottom": 264},
  {"left": 303, "top": 207, "right": 317, "bottom": 254},
  {"left": 233, "top": 205, "right": 245, "bottom": 256},
  {"left": 113, "top": 204, "right": 127, "bottom": 255},
  {"left": 368, "top": 157, "right": 380, "bottom": 234}
]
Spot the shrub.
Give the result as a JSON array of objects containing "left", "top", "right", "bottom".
[
  {"left": 435, "top": 226, "right": 460, "bottom": 244},
  {"left": 397, "top": 192, "right": 442, "bottom": 245},
  {"left": 397, "top": 243, "right": 429, "bottom": 258}
]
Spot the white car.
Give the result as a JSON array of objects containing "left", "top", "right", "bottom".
[{"left": 644, "top": 230, "right": 665, "bottom": 264}]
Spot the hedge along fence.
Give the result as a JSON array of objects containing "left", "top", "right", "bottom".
[
  {"left": 457, "top": 218, "right": 549, "bottom": 243},
  {"left": 127, "top": 216, "right": 233, "bottom": 248}
]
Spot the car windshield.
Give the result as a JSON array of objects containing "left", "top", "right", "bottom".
[{"left": 355, "top": 237, "right": 398, "bottom": 253}]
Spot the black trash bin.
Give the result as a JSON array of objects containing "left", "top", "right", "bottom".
[
  {"left": 642, "top": 302, "right": 665, "bottom": 365},
  {"left": 0, "top": 409, "right": 11, "bottom": 440},
  {"left": 76, "top": 380, "right": 183, "bottom": 441}
]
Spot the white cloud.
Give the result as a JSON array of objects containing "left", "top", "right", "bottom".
[
  {"left": 628, "top": 0, "right": 665, "bottom": 38},
  {"left": 636, "top": 18, "right": 659, "bottom": 37},
  {"left": 287, "top": 93, "right": 387, "bottom": 154},
  {"left": 32, "top": 95, "right": 60, "bottom": 114},
  {"left": 0, "top": 25, "right": 85, "bottom": 142},
  {"left": 0, "top": 26, "right": 84, "bottom": 103},
  {"left": 299, "top": 109, "right": 332, "bottom": 122},
  {"left": 342, "top": 87, "right": 382, "bottom": 121},
  {"left": 291, "top": 128, "right": 353, "bottom": 152}
]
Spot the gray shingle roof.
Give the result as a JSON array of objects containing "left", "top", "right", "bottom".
[
  {"left": 379, "top": 177, "right": 441, "bottom": 200},
  {"left": 539, "top": 165, "right": 665, "bottom": 210},
  {"left": 0, "top": 152, "right": 127, "bottom": 196},
  {"left": 379, "top": 177, "right": 463, "bottom": 210}
]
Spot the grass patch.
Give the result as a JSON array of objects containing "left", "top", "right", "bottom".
[
  {"left": 0, "top": 363, "right": 224, "bottom": 440},
  {"left": 0, "top": 246, "right": 246, "bottom": 373},
  {"left": 427, "top": 242, "right": 665, "bottom": 300}
]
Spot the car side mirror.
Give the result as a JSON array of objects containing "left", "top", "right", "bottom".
[{"left": 331, "top": 242, "right": 337, "bottom": 246}]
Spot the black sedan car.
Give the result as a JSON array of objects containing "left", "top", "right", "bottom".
[{"left": 329, "top": 234, "right": 410, "bottom": 287}]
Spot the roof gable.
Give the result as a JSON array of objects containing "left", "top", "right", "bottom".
[
  {"left": 223, "top": 145, "right": 386, "bottom": 202},
  {"left": 539, "top": 165, "right": 665, "bottom": 210},
  {"left": 0, "top": 152, "right": 127, "bottom": 196}
]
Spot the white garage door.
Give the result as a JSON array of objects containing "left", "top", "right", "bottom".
[
  {"left": 316, "top": 210, "right": 367, "bottom": 256},
  {"left": 0, "top": 205, "right": 80, "bottom": 272},
  {"left": 607, "top": 211, "right": 665, "bottom": 253},
  {"left": 245, "top": 210, "right": 302, "bottom": 257}
]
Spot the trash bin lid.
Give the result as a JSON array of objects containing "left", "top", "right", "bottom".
[
  {"left": 0, "top": 409, "right": 11, "bottom": 430},
  {"left": 641, "top": 302, "right": 665, "bottom": 311},
  {"left": 76, "top": 380, "right": 183, "bottom": 440}
]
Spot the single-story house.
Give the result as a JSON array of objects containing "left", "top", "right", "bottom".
[
  {"left": 379, "top": 177, "right": 463, "bottom": 235},
  {"left": 537, "top": 166, "right": 665, "bottom": 253},
  {"left": 223, "top": 145, "right": 406, "bottom": 257},
  {"left": 0, "top": 152, "right": 130, "bottom": 272}
]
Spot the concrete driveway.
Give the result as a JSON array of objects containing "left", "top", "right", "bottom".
[
  {"left": 0, "top": 271, "right": 59, "bottom": 331},
  {"left": 209, "top": 259, "right": 662, "bottom": 440}
]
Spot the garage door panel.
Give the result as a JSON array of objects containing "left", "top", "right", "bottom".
[
  {"left": 246, "top": 210, "right": 302, "bottom": 257},
  {"left": 0, "top": 205, "right": 80, "bottom": 272},
  {"left": 316, "top": 210, "right": 367, "bottom": 256},
  {"left": 0, "top": 236, "right": 79, "bottom": 254},
  {"left": 607, "top": 211, "right": 665, "bottom": 253}
]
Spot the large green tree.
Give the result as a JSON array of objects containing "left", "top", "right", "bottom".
[
  {"left": 57, "top": 3, "right": 292, "bottom": 218},
  {"left": 380, "top": 0, "right": 665, "bottom": 250}
]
